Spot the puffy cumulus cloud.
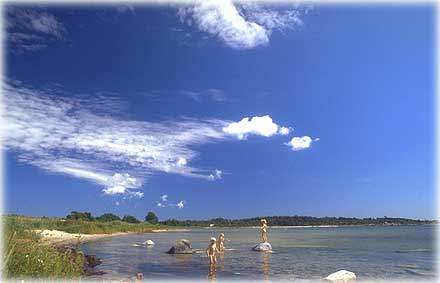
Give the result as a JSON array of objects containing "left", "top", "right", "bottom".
[
  {"left": 285, "top": 136, "right": 316, "bottom": 151},
  {"left": 102, "top": 173, "right": 142, "bottom": 197},
  {"left": 279, "top": 126, "right": 291, "bottom": 135},
  {"left": 157, "top": 202, "right": 166, "bottom": 208},
  {"left": 223, "top": 115, "right": 288, "bottom": 139},
  {"left": 177, "top": 1, "right": 304, "bottom": 49},
  {"left": 177, "top": 200, "right": 185, "bottom": 209}
]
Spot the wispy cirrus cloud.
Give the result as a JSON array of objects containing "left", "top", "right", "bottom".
[
  {"left": 3, "top": 80, "right": 315, "bottom": 199},
  {"left": 4, "top": 80, "right": 228, "bottom": 198},
  {"left": 6, "top": 7, "right": 66, "bottom": 53},
  {"left": 116, "top": 4, "right": 135, "bottom": 14},
  {"left": 179, "top": 88, "right": 227, "bottom": 103},
  {"left": 177, "top": 0, "right": 305, "bottom": 50}
]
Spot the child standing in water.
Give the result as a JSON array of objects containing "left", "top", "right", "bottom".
[
  {"left": 261, "top": 219, "right": 268, "bottom": 243},
  {"left": 206, "top": 237, "right": 218, "bottom": 264},
  {"left": 218, "top": 233, "right": 225, "bottom": 252}
]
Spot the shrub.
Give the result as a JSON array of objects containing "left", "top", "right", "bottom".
[
  {"left": 145, "top": 212, "right": 158, "bottom": 224},
  {"left": 121, "top": 215, "right": 140, "bottom": 224}
]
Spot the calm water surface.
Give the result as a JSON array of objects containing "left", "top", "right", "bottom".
[{"left": 80, "top": 225, "right": 437, "bottom": 282}]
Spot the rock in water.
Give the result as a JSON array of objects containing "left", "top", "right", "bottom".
[
  {"left": 252, "top": 242, "right": 272, "bottom": 252},
  {"left": 325, "top": 270, "right": 357, "bottom": 282},
  {"left": 143, "top": 240, "right": 155, "bottom": 246},
  {"left": 167, "top": 239, "right": 193, "bottom": 254},
  {"left": 84, "top": 254, "right": 102, "bottom": 268}
]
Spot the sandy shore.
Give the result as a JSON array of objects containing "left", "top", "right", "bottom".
[
  {"left": 35, "top": 228, "right": 191, "bottom": 246},
  {"left": 151, "top": 228, "right": 190, "bottom": 232},
  {"left": 34, "top": 229, "right": 133, "bottom": 246}
]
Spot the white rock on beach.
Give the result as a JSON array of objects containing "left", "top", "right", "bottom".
[
  {"left": 143, "top": 240, "right": 155, "bottom": 246},
  {"left": 325, "top": 270, "right": 357, "bottom": 282},
  {"left": 252, "top": 242, "right": 272, "bottom": 252}
]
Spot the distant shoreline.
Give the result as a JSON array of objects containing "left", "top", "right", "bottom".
[{"left": 36, "top": 223, "right": 435, "bottom": 246}]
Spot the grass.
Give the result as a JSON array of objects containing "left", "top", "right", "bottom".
[
  {"left": 2, "top": 214, "right": 177, "bottom": 279},
  {"left": 4, "top": 214, "right": 171, "bottom": 234},
  {"left": 3, "top": 217, "right": 84, "bottom": 279}
]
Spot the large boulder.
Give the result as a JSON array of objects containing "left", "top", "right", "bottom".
[
  {"left": 143, "top": 240, "right": 155, "bottom": 246},
  {"left": 166, "top": 239, "right": 193, "bottom": 254},
  {"left": 325, "top": 270, "right": 357, "bottom": 282},
  {"left": 252, "top": 242, "right": 272, "bottom": 252}
]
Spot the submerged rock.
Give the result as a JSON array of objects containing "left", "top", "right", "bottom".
[
  {"left": 252, "top": 242, "right": 272, "bottom": 252},
  {"left": 325, "top": 270, "right": 357, "bottom": 282},
  {"left": 143, "top": 240, "right": 155, "bottom": 246},
  {"left": 167, "top": 239, "right": 193, "bottom": 254},
  {"left": 85, "top": 254, "right": 102, "bottom": 268}
]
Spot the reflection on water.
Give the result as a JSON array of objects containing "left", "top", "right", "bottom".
[
  {"left": 208, "top": 263, "right": 216, "bottom": 282},
  {"left": 261, "top": 251, "right": 270, "bottom": 282},
  {"left": 80, "top": 225, "right": 436, "bottom": 282}
]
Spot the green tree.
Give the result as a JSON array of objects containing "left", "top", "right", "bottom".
[
  {"left": 122, "top": 215, "right": 140, "bottom": 224},
  {"left": 145, "top": 212, "right": 158, "bottom": 224},
  {"left": 66, "top": 211, "right": 94, "bottom": 221},
  {"left": 96, "top": 213, "right": 121, "bottom": 222}
]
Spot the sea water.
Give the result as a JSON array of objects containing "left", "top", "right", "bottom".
[{"left": 80, "top": 225, "right": 436, "bottom": 281}]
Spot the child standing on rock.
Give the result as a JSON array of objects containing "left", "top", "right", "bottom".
[{"left": 261, "top": 219, "right": 268, "bottom": 243}]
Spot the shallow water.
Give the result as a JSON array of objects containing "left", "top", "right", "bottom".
[{"left": 80, "top": 225, "right": 437, "bottom": 282}]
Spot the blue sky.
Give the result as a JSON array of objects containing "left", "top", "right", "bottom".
[{"left": 4, "top": 3, "right": 435, "bottom": 220}]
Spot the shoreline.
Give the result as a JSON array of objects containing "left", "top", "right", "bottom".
[
  {"left": 37, "top": 223, "right": 433, "bottom": 246},
  {"left": 35, "top": 228, "right": 191, "bottom": 246}
]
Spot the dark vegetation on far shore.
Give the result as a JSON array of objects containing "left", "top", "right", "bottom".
[{"left": 160, "top": 215, "right": 437, "bottom": 227}]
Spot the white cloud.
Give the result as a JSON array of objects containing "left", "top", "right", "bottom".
[
  {"left": 208, "top": 169, "right": 222, "bottom": 181},
  {"left": 222, "top": 115, "right": 288, "bottom": 139},
  {"left": 180, "top": 88, "right": 227, "bottom": 102},
  {"left": 160, "top": 194, "right": 168, "bottom": 202},
  {"left": 116, "top": 5, "right": 135, "bottom": 14},
  {"left": 157, "top": 202, "right": 166, "bottom": 208},
  {"left": 285, "top": 136, "right": 314, "bottom": 151},
  {"left": 176, "top": 200, "right": 185, "bottom": 209},
  {"left": 6, "top": 7, "right": 66, "bottom": 53},
  {"left": 102, "top": 173, "right": 141, "bottom": 196},
  {"left": 178, "top": 1, "right": 304, "bottom": 49},
  {"left": 3, "top": 80, "right": 313, "bottom": 199},
  {"left": 3, "top": 81, "right": 231, "bottom": 197},
  {"left": 176, "top": 158, "right": 187, "bottom": 167},
  {"left": 279, "top": 126, "right": 290, "bottom": 135},
  {"left": 103, "top": 185, "right": 126, "bottom": 195}
]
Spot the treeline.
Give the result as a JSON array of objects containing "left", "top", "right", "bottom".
[
  {"left": 66, "top": 211, "right": 159, "bottom": 224},
  {"left": 160, "top": 216, "right": 436, "bottom": 227}
]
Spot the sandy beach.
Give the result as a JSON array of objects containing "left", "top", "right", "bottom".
[
  {"left": 35, "top": 228, "right": 191, "bottom": 246},
  {"left": 34, "top": 229, "right": 132, "bottom": 246}
]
